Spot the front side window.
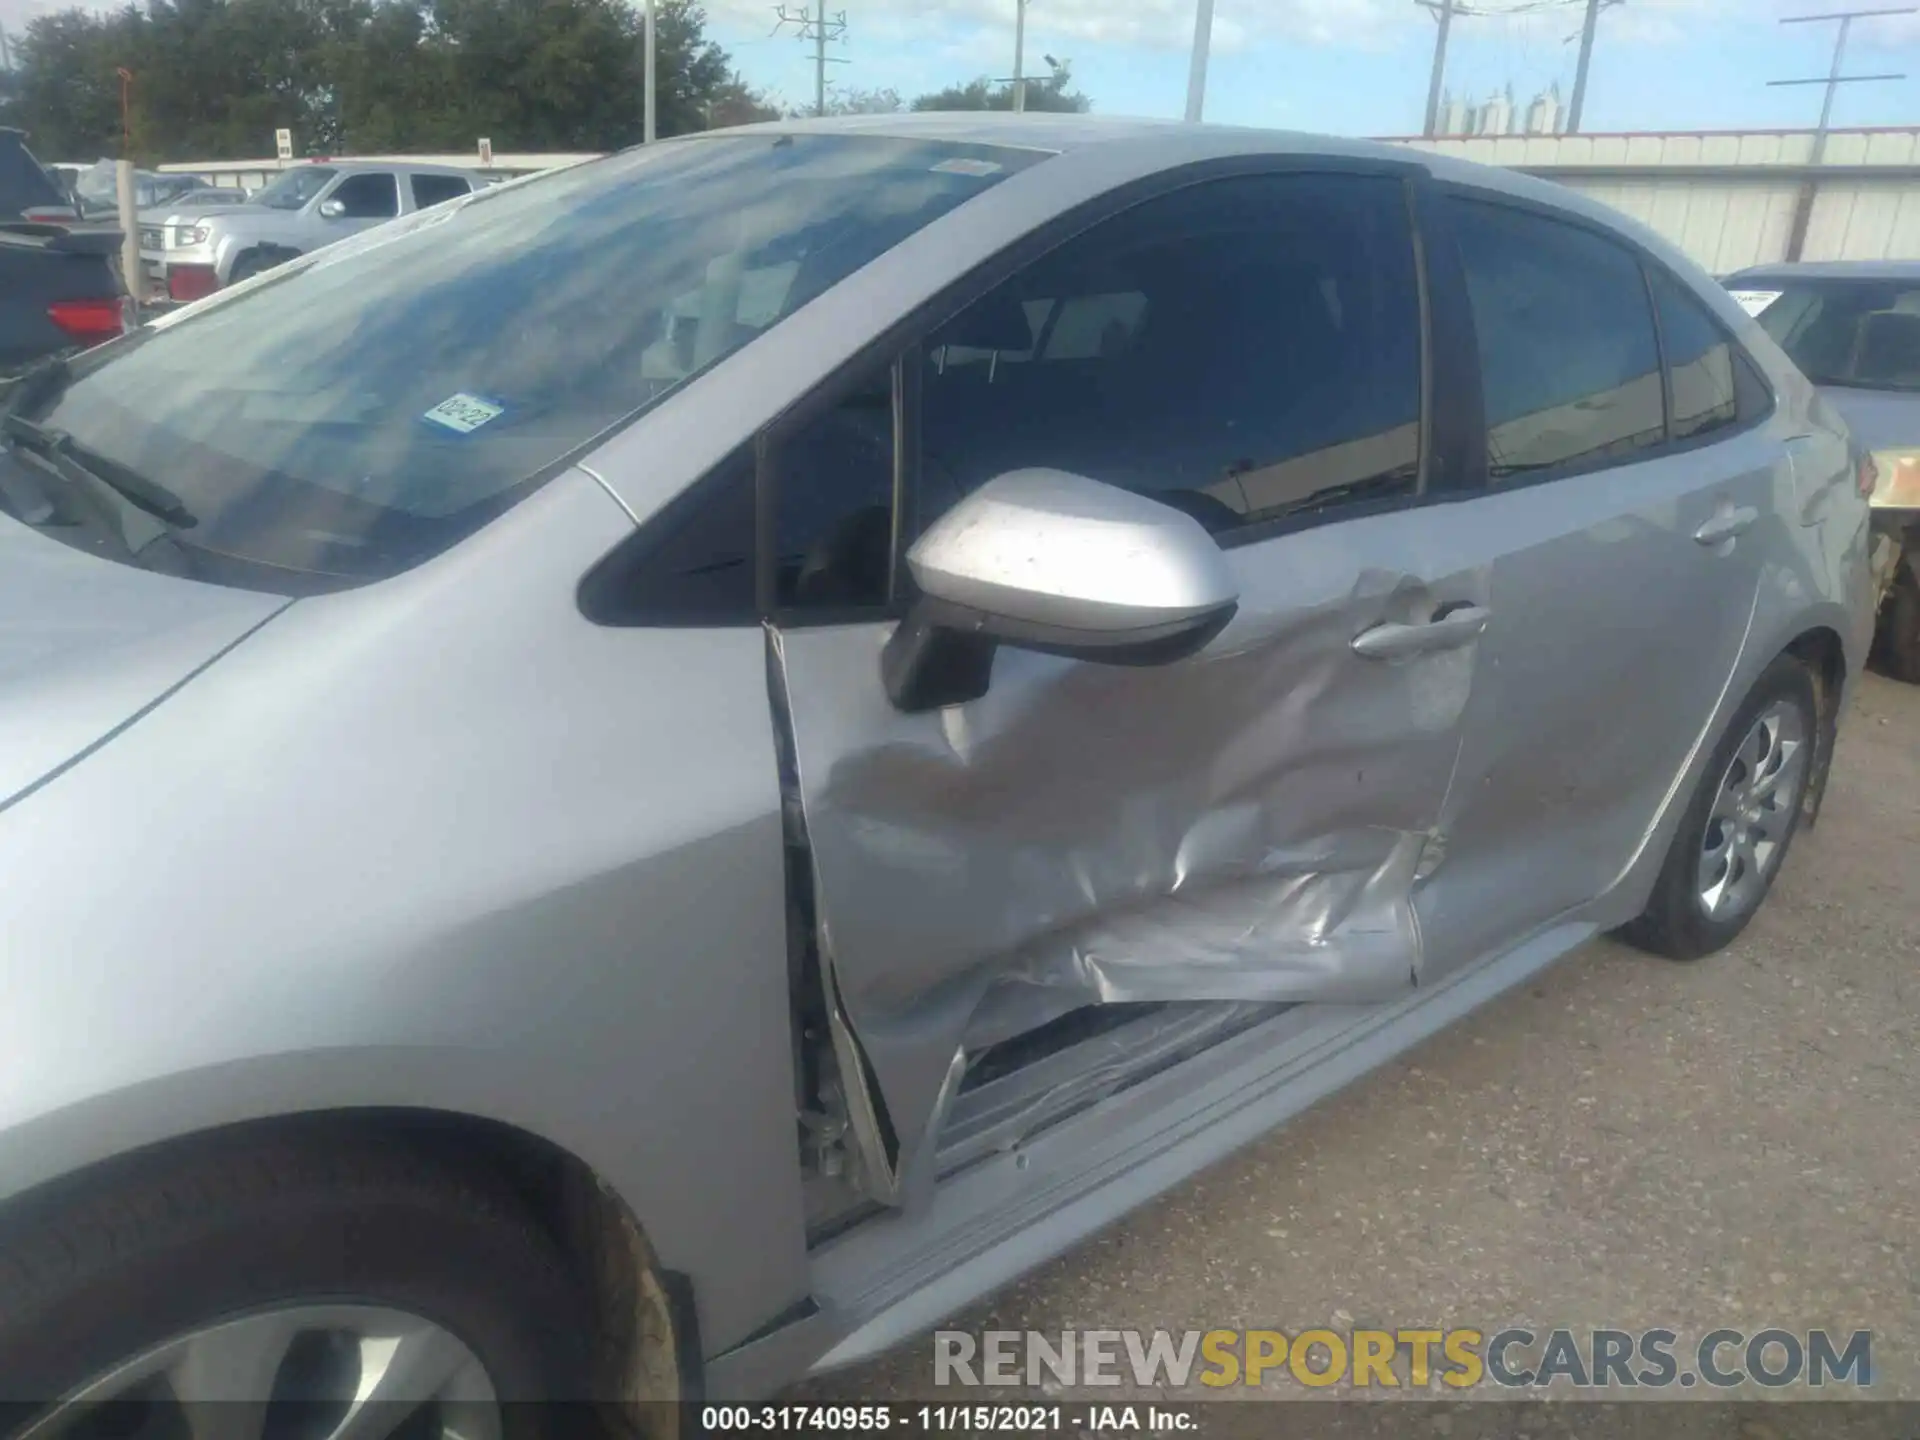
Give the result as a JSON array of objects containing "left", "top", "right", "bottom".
[
  {"left": 1450, "top": 197, "right": 1665, "bottom": 478},
  {"left": 1746, "top": 279, "right": 1920, "bottom": 392},
  {"left": 916, "top": 171, "right": 1424, "bottom": 537},
  {"left": 252, "top": 167, "right": 338, "bottom": 211},
  {"left": 13, "top": 135, "right": 1040, "bottom": 592},
  {"left": 329, "top": 173, "right": 400, "bottom": 219}
]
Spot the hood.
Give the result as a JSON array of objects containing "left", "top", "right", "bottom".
[
  {"left": 1815, "top": 385, "right": 1920, "bottom": 454},
  {"left": 0, "top": 516, "right": 291, "bottom": 810}
]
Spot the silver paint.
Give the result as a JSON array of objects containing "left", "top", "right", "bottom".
[
  {"left": 906, "top": 468, "right": 1239, "bottom": 636},
  {"left": 0, "top": 116, "right": 1879, "bottom": 1403}
]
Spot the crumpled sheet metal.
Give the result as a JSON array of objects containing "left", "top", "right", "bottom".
[
  {"left": 775, "top": 539, "right": 1485, "bottom": 1161},
  {"left": 939, "top": 1001, "right": 1284, "bottom": 1174}
]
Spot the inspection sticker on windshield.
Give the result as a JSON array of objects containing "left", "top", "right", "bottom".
[
  {"left": 1729, "top": 289, "right": 1783, "bottom": 317},
  {"left": 422, "top": 392, "right": 504, "bottom": 434},
  {"left": 930, "top": 157, "right": 1003, "bottom": 177}
]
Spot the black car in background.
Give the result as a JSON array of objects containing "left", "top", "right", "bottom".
[
  {"left": 1, "top": 130, "right": 128, "bottom": 382},
  {"left": 1, "top": 127, "right": 79, "bottom": 222}
]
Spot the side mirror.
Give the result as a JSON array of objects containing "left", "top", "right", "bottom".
[
  {"left": 317, "top": 198, "right": 347, "bottom": 219},
  {"left": 882, "top": 468, "right": 1240, "bottom": 713}
]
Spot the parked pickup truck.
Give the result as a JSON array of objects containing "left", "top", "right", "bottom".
[
  {"left": 142, "top": 158, "right": 486, "bottom": 302},
  {"left": 0, "top": 223, "right": 129, "bottom": 383}
]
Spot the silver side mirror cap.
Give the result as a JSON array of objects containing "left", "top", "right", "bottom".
[{"left": 882, "top": 468, "right": 1240, "bottom": 713}]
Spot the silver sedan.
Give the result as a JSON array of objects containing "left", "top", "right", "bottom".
[{"left": 0, "top": 115, "right": 1876, "bottom": 1433}]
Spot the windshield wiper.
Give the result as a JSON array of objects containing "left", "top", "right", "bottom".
[
  {"left": 2, "top": 411, "right": 197, "bottom": 528},
  {"left": 1, "top": 355, "right": 72, "bottom": 419}
]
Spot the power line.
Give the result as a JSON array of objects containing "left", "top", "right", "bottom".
[
  {"left": 1768, "top": 7, "right": 1914, "bottom": 150},
  {"left": 772, "top": 3, "right": 848, "bottom": 117},
  {"left": 1418, "top": 0, "right": 1617, "bottom": 136},
  {"left": 1769, "top": 7, "right": 1915, "bottom": 259},
  {"left": 1565, "top": 0, "right": 1623, "bottom": 135}
]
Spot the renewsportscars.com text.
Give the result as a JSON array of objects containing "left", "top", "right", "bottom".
[{"left": 933, "top": 1327, "right": 1873, "bottom": 1390}]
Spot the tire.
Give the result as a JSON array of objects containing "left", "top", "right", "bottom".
[
  {"left": 227, "top": 249, "right": 286, "bottom": 285},
  {"left": 0, "top": 1130, "right": 596, "bottom": 1430},
  {"left": 1619, "top": 653, "right": 1822, "bottom": 961},
  {"left": 1878, "top": 562, "right": 1920, "bottom": 684}
]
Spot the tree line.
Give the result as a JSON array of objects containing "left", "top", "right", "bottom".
[{"left": 0, "top": 0, "right": 1087, "bottom": 164}]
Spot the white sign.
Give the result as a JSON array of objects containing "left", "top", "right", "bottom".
[
  {"left": 275, "top": 127, "right": 293, "bottom": 161},
  {"left": 477, "top": 137, "right": 494, "bottom": 167}
]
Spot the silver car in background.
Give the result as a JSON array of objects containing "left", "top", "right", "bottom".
[
  {"left": 0, "top": 117, "right": 1875, "bottom": 1433},
  {"left": 1727, "top": 259, "right": 1920, "bottom": 679}
]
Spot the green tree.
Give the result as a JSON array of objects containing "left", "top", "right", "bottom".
[
  {"left": 911, "top": 64, "right": 1089, "bottom": 114},
  {"left": 4, "top": 0, "right": 744, "bottom": 162}
]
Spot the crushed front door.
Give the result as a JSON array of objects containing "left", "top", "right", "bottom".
[{"left": 773, "top": 506, "right": 1490, "bottom": 1194}]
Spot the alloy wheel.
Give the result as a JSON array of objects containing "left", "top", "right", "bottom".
[
  {"left": 21, "top": 1304, "right": 500, "bottom": 1440},
  {"left": 1696, "top": 698, "right": 1808, "bottom": 922}
]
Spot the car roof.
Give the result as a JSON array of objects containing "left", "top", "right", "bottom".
[
  {"left": 1727, "top": 258, "right": 1920, "bottom": 283},
  {"left": 723, "top": 113, "right": 1663, "bottom": 218},
  {"left": 710, "top": 113, "right": 1703, "bottom": 282}
]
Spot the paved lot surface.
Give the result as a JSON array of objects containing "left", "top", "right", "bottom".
[{"left": 801, "top": 671, "right": 1920, "bottom": 1414}]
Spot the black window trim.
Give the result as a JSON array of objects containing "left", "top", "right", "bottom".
[
  {"left": 1435, "top": 180, "right": 1778, "bottom": 495},
  {"left": 583, "top": 152, "right": 1491, "bottom": 631}
]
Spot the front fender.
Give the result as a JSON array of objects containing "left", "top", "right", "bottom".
[{"left": 0, "top": 475, "right": 811, "bottom": 1358}]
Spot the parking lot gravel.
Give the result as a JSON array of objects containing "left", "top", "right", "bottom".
[{"left": 798, "top": 671, "right": 1920, "bottom": 1415}]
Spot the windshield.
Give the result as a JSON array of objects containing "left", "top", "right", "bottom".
[
  {"left": 15, "top": 135, "right": 1041, "bottom": 592},
  {"left": 1738, "top": 278, "right": 1920, "bottom": 391},
  {"left": 252, "top": 167, "right": 338, "bottom": 211}
]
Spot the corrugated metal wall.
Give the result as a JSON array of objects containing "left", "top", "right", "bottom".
[{"left": 1394, "top": 128, "right": 1920, "bottom": 274}]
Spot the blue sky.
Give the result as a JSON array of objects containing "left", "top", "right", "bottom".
[{"left": 707, "top": 0, "right": 1920, "bottom": 136}]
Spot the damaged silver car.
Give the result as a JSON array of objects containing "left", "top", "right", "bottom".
[{"left": 0, "top": 116, "right": 1876, "bottom": 1430}]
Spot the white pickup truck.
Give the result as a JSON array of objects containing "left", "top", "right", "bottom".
[{"left": 140, "top": 159, "right": 485, "bottom": 303}]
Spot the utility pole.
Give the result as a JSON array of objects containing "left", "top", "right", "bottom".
[
  {"left": 0, "top": 20, "right": 13, "bottom": 72},
  {"left": 773, "top": 3, "right": 848, "bottom": 116},
  {"left": 1770, "top": 7, "right": 1914, "bottom": 258},
  {"left": 1012, "top": 0, "right": 1028, "bottom": 111},
  {"left": 1184, "top": 0, "right": 1214, "bottom": 121},
  {"left": 1417, "top": 0, "right": 1456, "bottom": 138},
  {"left": 1565, "top": 0, "right": 1612, "bottom": 134},
  {"left": 643, "top": 0, "right": 657, "bottom": 142}
]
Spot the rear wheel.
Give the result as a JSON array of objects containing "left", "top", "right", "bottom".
[
  {"left": 1620, "top": 654, "right": 1820, "bottom": 961},
  {"left": 0, "top": 1131, "right": 596, "bottom": 1437}
]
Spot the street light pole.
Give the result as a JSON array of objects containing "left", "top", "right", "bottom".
[{"left": 1183, "top": 0, "right": 1213, "bottom": 121}]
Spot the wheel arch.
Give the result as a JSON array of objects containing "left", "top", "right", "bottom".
[{"left": 0, "top": 1105, "right": 702, "bottom": 1422}]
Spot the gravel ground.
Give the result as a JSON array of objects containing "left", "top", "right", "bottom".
[{"left": 798, "top": 671, "right": 1920, "bottom": 1420}]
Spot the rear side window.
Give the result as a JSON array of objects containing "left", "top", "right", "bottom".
[
  {"left": 411, "top": 174, "right": 471, "bottom": 209},
  {"left": 1449, "top": 197, "right": 1665, "bottom": 479},
  {"left": 1650, "top": 268, "right": 1740, "bottom": 439}
]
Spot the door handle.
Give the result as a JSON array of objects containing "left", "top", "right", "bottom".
[
  {"left": 1351, "top": 605, "right": 1490, "bottom": 660},
  {"left": 1694, "top": 506, "right": 1759, "bottom": 546}
]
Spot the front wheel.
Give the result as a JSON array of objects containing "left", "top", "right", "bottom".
[
  {"left": 226, "top": 249, "right": 291, "bottom": 286},
  {"left": 1619, "top": 653, "right": 1821, "bottom": 961},
  {"left": 0, "top": 1131, "right": 596, "bottom": 1438}
]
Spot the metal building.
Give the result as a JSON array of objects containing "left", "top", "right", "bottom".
[{"left": 1392, "top": 126, "right": 1920, "bottom": 275}]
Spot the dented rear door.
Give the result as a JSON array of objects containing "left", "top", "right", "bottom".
[{"left": 769, "top": 166, "right": 1499, "bottom": 1189}]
